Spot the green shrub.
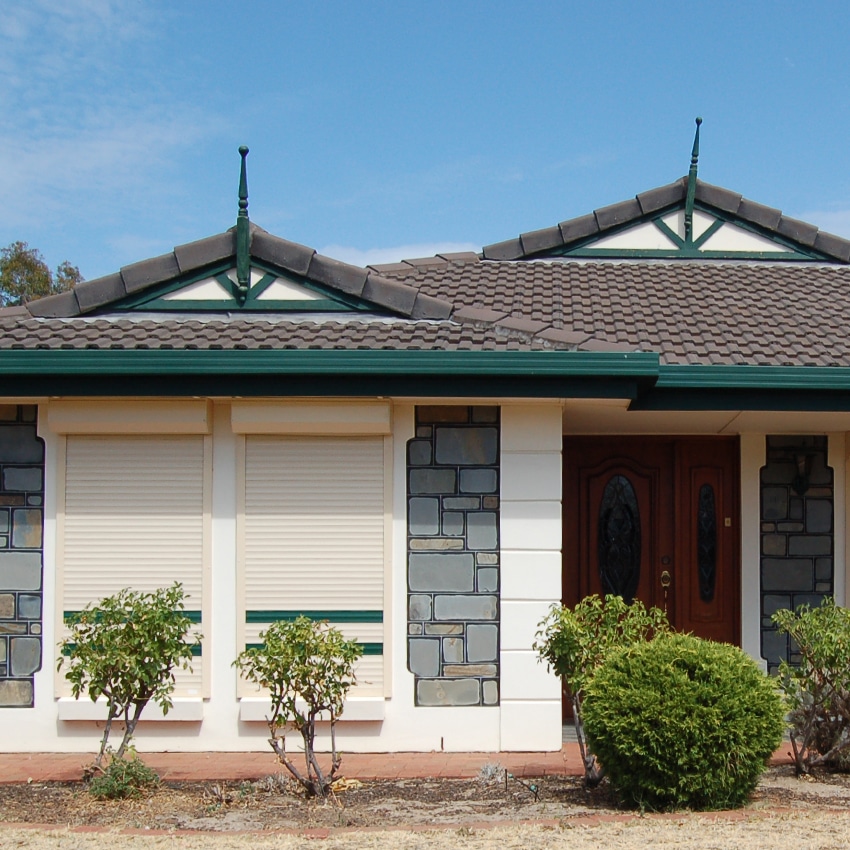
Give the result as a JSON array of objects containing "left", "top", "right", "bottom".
[
  {"left": 58, "top": 583, "right": 200, "bottom": 769},
  {"left": 772, "top": 597, "right": 850, "bottom": 774},
  {"left": 534, "top": 594, "right": 669, "bottom": 786},
  {"left": 88, "top": 753, "right": 160, "bottom": 799},
  {"left": 234, "top": 616, "right": 363, "bottom": 798},
  {"left": 582, "top": 633, "right": 785, "bottom": 811}
]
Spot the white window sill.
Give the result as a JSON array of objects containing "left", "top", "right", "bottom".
[
  {"left": 57, "top": 697, "right": 204, "bottom": 722},
  {"left": 239, "top": 697, "right": 385, "bottom": 723}
]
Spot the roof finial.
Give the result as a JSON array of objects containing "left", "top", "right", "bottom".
[
  {"left": 236, "top": 145, "right": 250, "bottom": 306},
  {"left": 684, "top": 117, "right": 702, "bottom": 244}
]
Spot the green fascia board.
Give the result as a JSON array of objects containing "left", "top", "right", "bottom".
[
  {"left": 656, "top": 365, "right": 850, "bottom": 391},
  {"left": 0, "top": 349, "right": 657, "bottom": 399},
  {"left": 630, "top": 365, "right": 850, "bottom": 411}
]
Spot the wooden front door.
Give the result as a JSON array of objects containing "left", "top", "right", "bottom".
[{"left": 563, "top": 437, "right": 740, "bottom": 644}]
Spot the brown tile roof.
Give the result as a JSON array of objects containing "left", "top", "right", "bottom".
[
  {"left": 8, "top": 179, "right": 850, "bottom": 368},
  {"left": 0, "top": 314, "right": 559, "bottom": 352},
  {"left": 378, "top": 259, "right": 850, "bottom": 367}
]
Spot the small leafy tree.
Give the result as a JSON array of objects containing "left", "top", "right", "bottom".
[
  {"left": 534, "top": 594, "right": 670, "bottom": 786},
  {"left": 59, "top": 583, "right": 199, "bottom": 769},
  {"left": 0, "top": 241, "right": 82, "bottom": 306},
  {"left": 234, "top": 616, "right": 363, "bottom": 797},
  {"left": 772, "top": 597, "right": 850, "bottom": 774}
]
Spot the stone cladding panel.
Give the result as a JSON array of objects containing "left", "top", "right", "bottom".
[
  {"left": 407, "top": 406, "right": 499, "bottom": 706},
  {"left": 0, "top": 405, "right": 44, "bottom": 706},
  {"left": 760, "top": 436, "right": 833, "bottom": 673}
]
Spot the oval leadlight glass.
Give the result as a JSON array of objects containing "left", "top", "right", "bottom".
[
  {"left": 697, "top": 483, "right": 717, "bottom": 602},
  {"left": 598, "top": 475, "right": 641, "bottom": 601}
]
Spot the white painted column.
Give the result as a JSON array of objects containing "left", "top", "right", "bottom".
[
  {"left": 829, "top": 433, "right": 846, "bottom": 606},
  {"left": 740, "top": 433, "right": 764, "bottom": 665},
  {"left": 499, "top": 404, "right": 563, "bottom": 751}
]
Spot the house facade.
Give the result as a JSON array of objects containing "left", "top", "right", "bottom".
[{"left": 1, "top": 150, "right": 849, "bottom": 753}]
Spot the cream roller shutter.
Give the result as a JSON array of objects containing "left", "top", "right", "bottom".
[
  {"left": 244, "top": 436, "right": 385, "bottom": 611},
  {"left": 61, "top": 435, "right": 206, "bottom": 697},
  {"left": 242, "top": 436, "right": 386, "bottom": 697}
]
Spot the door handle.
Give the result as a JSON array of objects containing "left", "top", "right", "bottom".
[{"left": 660, "top": 570, "right": 672, "bottom": 588}]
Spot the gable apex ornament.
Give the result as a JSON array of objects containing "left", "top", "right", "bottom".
[
  {"left": 236, "top": 145, "right": 250, "bottom": 306},
  {"left": 684, "top": 117, "right": 702, "bottom": 244}
]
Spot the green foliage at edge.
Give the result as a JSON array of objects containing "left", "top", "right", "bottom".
[
  {"left": 773, "top": 597, "right": 850, "bottom": 773},
  {"left": 582, "top": 632, "right": 785, "bottom": 811}
]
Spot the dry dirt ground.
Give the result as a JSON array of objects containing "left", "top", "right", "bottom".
[{"left": 1, "top": 764, "right": 850, "bottom": 848}]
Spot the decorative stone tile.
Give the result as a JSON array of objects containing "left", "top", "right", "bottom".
[
  {"left": 0, "top": 427, "right": 43, "bottom": 463},
  {"left": 409, "top": 538, "right": 464, "bottom": 550},
  {"left": 408, "top": 440, "right": 432, "bottom": 466},
  {"left": 425, "top": 623, "right": 463, "bottom": 635},
  {"left": 10, "top": 636, "right": 40, "bottom": 676},
  {"left": 417, "top": 678, "right": 480, "bottom": 706},
  {"left": 408, "top": 594, "right": 432, "bottom": 620},
  {"left": 435, "top": 427, "right": 498, "bottom": 465},
  {"left": 444, "top": 664, "right": 497, "bottom": 677},
  {"left": 12, "top": 509, "right": 42, "bottom": 548},
  {"left": 816, "top": 558, "right": 833, "bottom": 581},
  {"left": 434, "top": 595, "right": 497, "bottom": 620},
  {"left": 408, "top": 624, "right": 423, "bottom": 635},
  {"left": 409, "top": 468, "right": 456, "bottom": 495},
  {"left": 2, "top": 467, "right": 42, "bottom": 492},
  {"left": 441, "top": 512, "right": 464, "bottom": 537},
  {"left": 762, "top": 558, "right": 812, "bottom": 591},
  {"left": 460, "top": 469, "right": 498, "bottom": 493},
  {"left": 467, "top": 624, "right": 498, "bottom": 662},
  {"left": 443, "top": 497, "right": 479, "bottom": 510},
  {"left": 806, "top": 500, "right": 833, "bottom": 533},
  {"left": 762, "top": 487, "right": 788, "bottom": 520},
  {"left": 29, "top": 624, "right": 41, "bottom": 635},
  {"left": 471, "top": 407, "right": 499, "bottom": 424},
  {"left": 27, "top": 495, "right": 42, "bottom": 506},
  {"left": 0, "top": 594, "right": 14, "bottom": 618},
  {"left": 442, "top": 637, "right": 464, "bottom": 663},
  {"left": 476, "top": 553, "right": 499, "bottom": 565},
  {"left": 409, "top": 554, "right": 475, "bottom": 591},
  {"left": 477, "top": 568, "right": 498, "bottom": 592},
  {"left": 0, "top": 679, "right": 33, "bottom": 707},
  {"left": 416, "top": 426, "right": 432, "bottom": 438},
  {"left": 0, "top": 510, "right": 8, "bottom": 533},
  {"left": 482, "top": 680, "right": 499, "bottom": 705},
  {"left": 467, "top": 512, "right": 498, "bottom": 550},
  {"left": 482, "top": 496, "right": 500, "bottom": 509},
  {"left": 0, "top": 552, "right": 42, "bottom": 589},
  {"left": 761, "top": 534, "right": 785, "bottom": 556},
  {"left": 0, "top": 623, "right": 27, "bottom": 634},
  {"left": 0, "top": 638, "right": 5, "bottom": 662},
  {"left": 0, "top": 536, "right": 7, "bottom": 548},
  {"left": 18, "top": 594, "right": 41, "bottom": 620},
  {"left": 408, "top": 639, "right": 440, "bottom": 677},
  {"left": 409, "top": 498, "right": 439, "bottom": 535},
  {"left": 788, "top": 535, "right": 831, "bottom": 556}
]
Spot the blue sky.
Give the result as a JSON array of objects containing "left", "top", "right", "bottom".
[{"left": 3, "top": 0, "right": 850, "bottom": 281}]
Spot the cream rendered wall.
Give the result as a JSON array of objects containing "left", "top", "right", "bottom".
[
  {"left": 739, "top": 434, "right": 764, "bottom": 665},
  {"left": 499, "top": 405, "right": 563, "bottom": 751}
]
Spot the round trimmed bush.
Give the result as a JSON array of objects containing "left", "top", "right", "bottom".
[{"left": 582, "top": 632, "right": 785, "bottom": 811}]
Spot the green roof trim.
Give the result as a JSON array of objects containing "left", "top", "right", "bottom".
[
  {"left": 0, "top": 349, "right": 657, "bottom": 400},
  {"left": 656, "top": 365, "right": 850, "bottom": 390},
  {"left": 111, "top": 258, "right": 371, "bottom": 314}
]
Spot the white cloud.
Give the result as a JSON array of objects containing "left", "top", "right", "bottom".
[
  {"left": 319, "top": 242, "right": 481, "bottom": 268},
  {"left": 795, "top": 209, "right": 850, "bottom": 240}
]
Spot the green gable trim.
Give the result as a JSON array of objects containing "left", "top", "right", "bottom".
[
  {"left": 535, "top": 202, "right": 836, "bottom": 262},
  {"left": 109, "top": 259, "right": 377, "bottom": 315},
  {"left": 245, "top": 610, "right": 383, "bottom": 623}
]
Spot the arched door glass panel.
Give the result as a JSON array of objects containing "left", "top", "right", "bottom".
[{"left": 598, "top": 474, "right": 641, "bottom": 601}]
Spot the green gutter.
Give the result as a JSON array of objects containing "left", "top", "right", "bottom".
[
  {"left": 0, "top": 349, "right": 658, "bottom": 376},
  {"left": 656, "top": 365, "right": 850, "bottom": 391}
]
